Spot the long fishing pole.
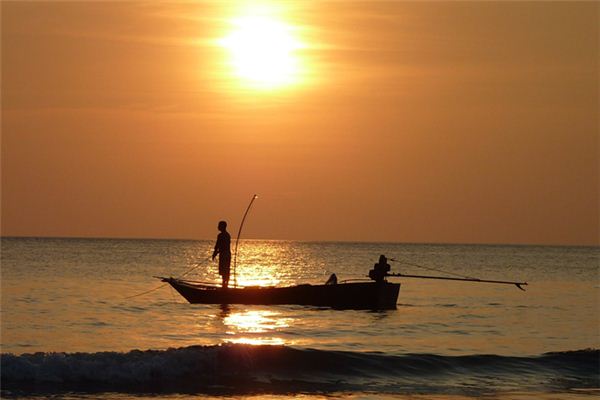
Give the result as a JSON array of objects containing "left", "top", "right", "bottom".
[
  {"left": 389, "top": 258, "right": 526, "bottom": 290},
  {"left": 233, "top": 194, "right": 258, "bottom": 288},
  {"left": 390, "top": 258, "right": 477, "bottom": 280},
  {"left": 387, "top": 273, "right": 528, "bottom": 291}
]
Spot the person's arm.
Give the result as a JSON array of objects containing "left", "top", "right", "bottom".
[{"left": 212, "top": 235, "right": 222, "bottom": 260}]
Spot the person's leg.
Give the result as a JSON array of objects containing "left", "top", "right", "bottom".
[
  {"left": 220, "top": 256, "right": 231, "bottom": 289},
  {"left": 223, "top": 271, "right": 230, "bottom": 288}
]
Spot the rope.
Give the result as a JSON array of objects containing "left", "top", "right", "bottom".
[
  {"left": 124, "top": 256, "right": 212, "bottom": 299},
  {"left": 175, "top": 257, "right": 211, "bottom": 279},
  {"left": 124, "top": 282, "right": 168, "bottom": 299},
  {"left": 389, "top": 258, "right": 477, "bottom": 280}
]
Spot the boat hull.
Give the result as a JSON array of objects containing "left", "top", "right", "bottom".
[{"left": 163, "top": 278, "right": 400, "bottom": 310}]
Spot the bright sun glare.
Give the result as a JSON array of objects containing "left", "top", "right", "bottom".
[{"left": 219, "top": 15, "right": 303, "bottom": 90}]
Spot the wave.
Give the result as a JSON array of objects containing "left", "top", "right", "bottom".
[{"left": 2, "top": 345, "right": 598, "bottom": 395}]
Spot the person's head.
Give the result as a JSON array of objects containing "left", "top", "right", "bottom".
[
  {"left": 379, "top": 254, "right": 387, "bottom": 264},
  {"left": 218, "top": 220, "right": 227, "bottom": 232}
]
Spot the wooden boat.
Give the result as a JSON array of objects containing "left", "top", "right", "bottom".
[
  {"left": 161, "top": 277, "right": 401, "bottom": 310},
  {"left": 156, "top": 255, "right": 525, "bottom": 310},
  {"left": 154, "top": 199, "right": 527, "bottom": 311}
]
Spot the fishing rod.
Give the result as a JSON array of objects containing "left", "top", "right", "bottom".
[
  {"left": 233, "top": 194, "right": 258, "bottom": 288},
  {"left": 388, "top": 258, "right": 527, "bottom": 290},
  {"left": 387, "top": 273, "right": 528, "bottom": 291}
]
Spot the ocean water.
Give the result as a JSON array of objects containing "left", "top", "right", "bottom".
[{"left": 1, "top": 237, "right": 598, "bottom": 399}]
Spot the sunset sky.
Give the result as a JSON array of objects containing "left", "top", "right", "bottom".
[{"left": 1, "top": 1, "right": 598, "bottom": 245}]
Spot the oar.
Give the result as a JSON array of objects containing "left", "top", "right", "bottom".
[{"left": 387, "top": 273, "right": 528, "bottom": 291}]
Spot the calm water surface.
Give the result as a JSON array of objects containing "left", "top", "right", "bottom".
[{"left": 1, "top": 238, "right": 598, "bottom": 399}]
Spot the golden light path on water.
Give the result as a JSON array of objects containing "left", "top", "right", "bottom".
[
  {"left": 226, "top": 240, "right": 320, "bottom": 289},
  {"left": 222, "top": 309, "right": 292, "bottom": 346},
  {"left": 2, "top": 238, "right": 598, "bottom": 366},
  {"left": 211, "top": 244, "right": 295, "bottom": 345},
  {"left": 216, "top": 3, "right": 308, "bottom": 90}
]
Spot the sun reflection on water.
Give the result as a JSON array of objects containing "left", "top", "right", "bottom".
[
  {"left": 217, "top": 307, "right": 294, "bottom": 346},
  {"left": 234, "top": 274, "right": 280, "bottom": 288},
  {"left": 229, "top": 240, "right": 331, "bottom": 288},
  {"left": 184, "top": 240, "right": 332, "bottom": 288}
]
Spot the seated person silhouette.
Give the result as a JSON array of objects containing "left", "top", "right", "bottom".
[{"left": 369, "top": 255, "right": 391, "bottom": 283}]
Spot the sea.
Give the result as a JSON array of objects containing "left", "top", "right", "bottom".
[{"left": 1, "top": 237, "right": 598, "bottom": 400}]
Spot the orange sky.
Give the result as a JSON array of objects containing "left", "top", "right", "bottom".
[{"left": 1, "top": 1, "right": 598, "bottom": 245}]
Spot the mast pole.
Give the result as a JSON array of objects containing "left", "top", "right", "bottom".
[{"left": 233, "top": 194, "right": 258, "bottom": 288}]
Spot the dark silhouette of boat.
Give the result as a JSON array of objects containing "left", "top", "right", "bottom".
[
  {"left": 161, "top": 277, "right": 401, "bottom": 310},
  {"left": 156, "top": 254, "right": 526, "bottom": 310}
]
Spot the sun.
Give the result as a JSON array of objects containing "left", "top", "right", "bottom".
[{"left": 219, "top": 15, "right": 303, "bottom": 90}]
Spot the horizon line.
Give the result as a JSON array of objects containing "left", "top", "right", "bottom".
[{"left": 1, "top": 235, "right": 598, "bottom": 248}]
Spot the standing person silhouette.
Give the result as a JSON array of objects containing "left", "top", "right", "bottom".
[{"left": 212, "top": 220, "right": 231, "bottom": 288}]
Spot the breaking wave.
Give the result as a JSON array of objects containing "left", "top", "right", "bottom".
[{"left": 2, "top": 345, "right": 598, "bottom": 395}]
